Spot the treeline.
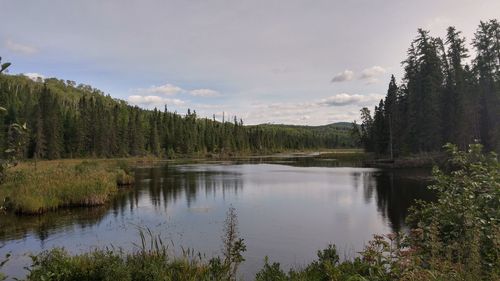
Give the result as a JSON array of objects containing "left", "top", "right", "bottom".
[
  {"left": 0, "top": 75, "right": 351, "bottom": 159},
  {"left": 355, "top": 19, "right": 500, "bottom": 156}
]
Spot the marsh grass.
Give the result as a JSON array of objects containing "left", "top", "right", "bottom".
[
  {"left": 27, "top": 227, "right": 238, "bottom": 281},
  {"left": 116, "top": 169, "right": 135, "bottom": 186},
  {"left": 0, "top": 159, "right": 135, "bottom": 214}
]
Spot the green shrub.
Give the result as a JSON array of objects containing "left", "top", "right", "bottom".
[
  {"left": 255, "top": 257, "right": 287, "bottom": 281},
  {"left": 26, "top": 209, "right": 247, "bottom": 281},
  {"left": 407, "top": 143, "right": 499, "bottom": 279},
  {"left": 252, "top": 144, "right": 499, "bottom": 281}
]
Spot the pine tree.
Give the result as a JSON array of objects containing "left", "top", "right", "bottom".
[
  {"left": 359, "top": 21, "right": 499, "bottom": 156},
  {"left": 149, "top": 112, "right": 161, "bottom": 156},
  {"left": 442, "top": 26, "right": 469, "bottom": 147},
  {"left": 40, "top": 86, "right": 63, "bottom": 159},
  {"left": 32, "top": 102, "right": 46, "bottom": 159},
  {"left": 472, "top": 19, "right": 500, "bottom": 151},
  {"left": 359, "top": 107, "right": 374, "bottom": 151},
  {"left": 402, "top": 29, "right": 444, "bottom": 152}
]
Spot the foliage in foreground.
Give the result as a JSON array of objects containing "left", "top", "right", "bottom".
[
  {"left": 27, "top": 247, "right": 221, "bottom": 281},
  {"left": 408, "top": 143, "right": 499, "bottom": 279},
  {"left": 2, "top": 144, "right": 498, "bottom": 280},
  {"left": 26, "top": 207, "right": 246, "bottom": 281},
  {"left": 256, "top": 144, "right": 499, "bottom": 281},
  {"left": 0, "top": 160, "right": 133, "bottom": 214}
]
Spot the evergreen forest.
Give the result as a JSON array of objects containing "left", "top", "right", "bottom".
[
  {"left": 356, "top": 20, "right": 500, "bottom": 156},
  {"left": 0, "top": 74, "right": 352, "bottom": 159}
]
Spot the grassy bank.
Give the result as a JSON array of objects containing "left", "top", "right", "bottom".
[
  {"left": 3, "top": 144, "right": 495, "bottom": 281},
  {"left": 0, "top": 160, "right": 134, "bottom": 215},
  {"left": 0, "top": 151, "right": 364, "bottom": 215}
]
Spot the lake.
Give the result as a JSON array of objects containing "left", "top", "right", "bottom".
[{"left": 0, "top": 157, "right": 433, "bottom": 280}]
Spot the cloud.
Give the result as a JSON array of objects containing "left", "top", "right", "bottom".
[
  {"left": 22, "top": 72, "right": 45, "bottom": 81},
  {"left": 4, "top": 0, "right": 500, "bottom": 125},
  {"left": 331, "top": 70, "right": 354, "bottom": 83},
  {"left": 240, "top": 92, "right": 383, "bottom": 125},
  {"left": 133, "top": 83, "right": 183, "bottom": 96},
  {"left": 359, "top": 66, "right": 386, "bottom": 83},
  {"left": 318, "top": 93, "right": 383, "bottom": 106},
  {"left": 5, "top": 39, "right": 38, "bottom": 55},
  {"left": 128, "top": 95, "right": 186, "bottom": 107},
  {"left": 132, "top": 83, "right": 221, "bottom": 98},
  {"left": 189, "top": 89, "right": 220, "bottom": 97}
]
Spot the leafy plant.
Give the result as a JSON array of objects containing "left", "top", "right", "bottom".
[
  {"left": 0, "top": 58, "right": 28, "bottom": 184},
  {"left": 255, "top": 256, "right": 287, "bottom": 281},
  {"left": 0, "top": 57, "right": 10, "bottom": 74},
  {"left": 407, "top": 143, "right": 499, "bottom": 279},
  {"left": 222, "top": 205, "right": 246, "bottom": 280}
]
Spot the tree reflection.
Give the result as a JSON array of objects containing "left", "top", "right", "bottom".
[
  {"left": 0, "top": 206, "right": 108, "bottom": 242},
  {"left": 0, "top": 162, "right": 434, "bottom": 246},
  {"left": 353, "top": 169, "right": 435, "bottom": 232},
  {"left": 113, "top": 164, "right": 244, "bottom": 212}
]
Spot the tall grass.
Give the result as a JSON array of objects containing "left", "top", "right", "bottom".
[
  {"left": 0, "top": 160, "right": 132, "bottom": 214},
  {"left": 1, "top": 145, "right": 497, "bottom": 280},
  {"left": 27, "top": 227, "right": 241, "bottom": 281}
]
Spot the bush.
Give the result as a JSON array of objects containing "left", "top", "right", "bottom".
[
  {"left": 255, "top": 257, "right": 287, "bottom": 281},
  {"left": 407, "top": 143, "right": 499, "bottom": 279},
  {"left": 253, "top": 144, "right": 499, "bottom": 281},
  {"left": 25, "top": 209, "right": 247, "bottom": 281}
]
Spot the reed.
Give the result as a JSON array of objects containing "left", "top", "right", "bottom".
[
  {"left": 0, "top": 160, "right": 133, "bottom": 214},
  {"left": 27, "top": 227, "right": 232, "bottom": 281}
]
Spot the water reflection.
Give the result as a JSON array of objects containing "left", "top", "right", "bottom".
[
  {"left": 0, "top": 163, "right": 433, "bottom": 242},
  {"left": 0, "top": 159, "right": 434, "bottom": 280},
  {"left": 110, "top": 164, "right": 244, "bottom": 212},
  {"left": 352, "top": 169, "right": 434, "bottom": 232},
  {"left": 0, "top": 206, "right": 108, "bottom": 242},
  {"left": 117, "top": 164, "right": 433, "bottom": 233}
]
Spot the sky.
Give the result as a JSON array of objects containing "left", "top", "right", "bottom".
[{"left": 1, "top": 0, "right": 499, "bottom": 125}]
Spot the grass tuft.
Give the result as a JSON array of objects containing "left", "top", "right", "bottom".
[{"left": 0, "top": 160, "right": 133, "bottom": 214}]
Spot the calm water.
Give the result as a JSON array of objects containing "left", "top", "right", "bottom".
[{"left": 0, "top": 158, "right": 433, "bottom": 280}]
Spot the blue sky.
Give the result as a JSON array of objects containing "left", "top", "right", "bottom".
[{"left": 1, "top": 0, "right": 499, "bottom": 125}]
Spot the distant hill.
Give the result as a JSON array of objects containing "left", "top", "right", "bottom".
[
  {"left": 0, "top": 74, "right": 357, "bottom": 159},
  {"left": 315, "top": 122, "right": 353, "bottom": 130},
  {"left": 254, "top": 122, "right": 353, "bottom": 132}
]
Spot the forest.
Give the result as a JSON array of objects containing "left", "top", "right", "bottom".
[
  {"left": 0, "top": 74, "right": 352, "bottom": 160},
  {"left": 0, "top": 5, "right": 499, "bottom": 280},
  {"left": 356, "top": 19, "right": 500, "bottom": 156}
]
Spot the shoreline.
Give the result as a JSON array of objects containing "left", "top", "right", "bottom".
[{"left": 1, "top": 149, "right": 441, "bottom": 216}]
